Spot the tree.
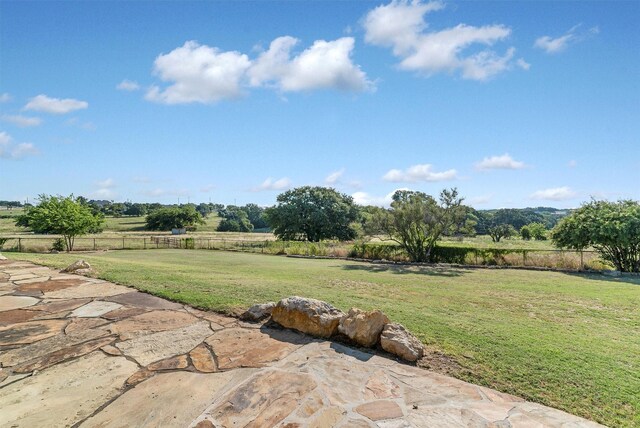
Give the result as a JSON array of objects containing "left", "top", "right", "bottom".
[
  {"left": 375, "top": 188, "right": 466, "bottom": 262},
  {"left": 15, "top": 195, "right": 104, "bottom": 252},
  {"left": 526, "top": 222, "right": 547, "bottom": 240},
  {"left": 520, "top": 224, "right": 532, "bottom": 240},
  {"left": 265, "top": 186, "right": 359, "bottom": 242},
  {"left": 145, "top": 206, "right": 204, "bottom": 231},
  {"left": 551, "top": 200, "right": 640, "bottom": 272},
  {"left": 241, "top": 203, "right": 269, "bottom": 230},
  {"left": 487, "top": 224, "right": 516, "bottom": 243},
  {"left": 217, "top": 207, "right": 253, "bottom": 232}
]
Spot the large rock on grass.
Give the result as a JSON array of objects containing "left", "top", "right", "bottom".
[
  {"left": 338, "top": 308, "right": 389, "bottom": 347},
  {"left": 0, "top": 253, "right": 7, "bottom": 260},
  {"left": 240, "top": 302, "right": 276, "bottom": 322},
  {"left": 380, "top": 323, "right": 424, "bottom": 362},
  {"left": 271, "top": 296, "right": 344, "bottom": 338},
  {"left": 61, "top": 260, "right": 92, "bottom": 274}
]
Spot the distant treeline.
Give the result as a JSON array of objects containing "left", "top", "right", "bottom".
[{"left": 2, "top": 197, "right": 570, "bottom": 236}]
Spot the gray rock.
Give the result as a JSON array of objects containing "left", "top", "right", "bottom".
[
  {"left": 61, "top": 259, "right": 91, "bottom": 273},
  {"left": 338, "top": 307, "right": 389, "bottom": 348},
  {"left": 240, "top": 302, "right": 276, "bottom": 322},
  {"left": 0, "top": 253, "right": 7, "bottom": 260},
  {"left": 271, "top": 296, "right": 345, "bottom": 338},
  {"left": 380, "top": 323, "right": 424, "bottom": 362}
]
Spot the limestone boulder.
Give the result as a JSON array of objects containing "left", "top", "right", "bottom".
[
  {"left": 271, "top": 296, "right": 344, "bottom": 338},
  {"left": 0, "top": 253, "right": 7, "bottom": 260},
  {"left": 338, "top": 307, "right": 389, "bottom": 348},
  {"left": 240, "top": 302, "right": 276, "bottom": 322},
  {"left": 380, "top": 323, "right": 424, "bottom": 362},
  {"left": 61, "top": 259, "right": 92, "bottom": 274}
]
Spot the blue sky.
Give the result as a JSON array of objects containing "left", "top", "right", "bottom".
[{"left": 1, "top": 0, "right": 638, "bottom": 208}]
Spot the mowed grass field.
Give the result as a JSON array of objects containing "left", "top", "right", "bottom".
[{"left": 7, "top": 250, "right": 639, "bottom": 426}]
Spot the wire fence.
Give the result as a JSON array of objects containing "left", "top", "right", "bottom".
[{"left": 0, "top": 236, "right": 605, "bottom": 271}]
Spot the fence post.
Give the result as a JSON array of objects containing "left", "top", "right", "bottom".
[
  {"left": 580, "top": 250, "right": 584, "bottom": 270},
  {"left": 18, "top": 238, "right": 22, "bottom": 252},
  {"left": 144, "top": 238, "right": 147, "bottom": 250},
  {"left": 122, "top": 237, "right": 125, "bottom": 250},
  {"left": 523, "top": 251, "right": 527, "bottom": 266},
  {"left": 474, "top": 249, "right": 478, "bottom": 265},
  {"left": 93, "top": 238, "right": 97, "bottom": 251},
  {"left": 208, "top": 239, "right": 211, "bottom": 250}
]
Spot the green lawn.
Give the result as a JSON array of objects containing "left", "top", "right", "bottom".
[{"left": 6, "top": 250, "right": 639, "bottom": 427}]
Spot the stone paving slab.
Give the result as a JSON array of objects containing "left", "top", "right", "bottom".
[{"left": 0, "top": 260, "right": 605, "bottom": 428}]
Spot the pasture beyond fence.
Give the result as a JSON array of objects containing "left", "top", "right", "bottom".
[{"left": 0, "top": 236, "right": 606, "bottom": 271}]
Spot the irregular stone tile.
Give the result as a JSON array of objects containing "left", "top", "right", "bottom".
[
  {"left": 83, "top": 370, "right": 246, "bottom": 428},
  {"left": 65, "top": 317, "right": 110, "bottom": 334},
  {"left": 106, "top": 291, "right": 183, "bottom": 310},
  {"left": 0, "top": 325, "right": 111, "bottom": 367},
  {"left": 43, "top": 282, "right": 134, "bottom": 299},
  {"left": 116, "top": 321, "right": 212, "bottom": 366},
  {"left": 355, "top": 400, "right": 403, "bottom": 421},
  {"left": 0, "top": 319, "right": 66, "bottom": 346},
  {"left": 9, "top": 288, "right": 43, "bottom": 297},
  {"left": 0, "top": 308, "right": 41, "bottom": 326},
  {"left": 109, "top": 310, "right": 200, "bottom": 340},
  {"left": 101, "top": 306, "right": 147, "bottom": 320},
  {"left": 0, "top": 372, "right": 31, "bottom": 388},
  {"left": 364, "top": 370, "right": 401, "bottom": 400},
  {"left": 294, "top": 390, "right": 325, "bottom": 418},
  {"left": 13, "top": 335, "right": 116, "bottom": 373},
  {"left": 403, "top": 386, "right": 447, "bottom": 407},
  {"left": 13, "top": 276, "right": 50, "bottom": 285},
  {"left": 0, "top": 295, "right": 39, "bottom": 311},
  {"left": 206, "top": 327, "right": 307, "bottom": 370},
  {"left": 208, "top": 369, "right": 317, "bottom": 428},
  {"left": 507, "top": 412, "right": 546, "bottom": 428},
  {"left": 0, "top": 352, "right": 137, "bottom": 428},
  {"left": 185, "top": 306, "right": 237, "bottom": 326},
  {"left": 193, "top": 420, "right": 215, "bottom": 428},
  {"left": 308, "top": 406, "right": 346, "bottom": 428},
  {"left": 27, "top": 297, "right": 91, "bottom": 313},
  {"left": 190, "top": 344, "right": 217, "bottom": 373},
  {"left": 17, "top": 278, "right": 86, "bottom": 293},
  {"left": 148, "top": 354, "right": 189, "bottom": 371},
  {"left": 70, "top": 301, "right": 123, "bottom": 317},
  {"left": 32, "top": 309, "right": 72, "bottom": 320},
  {"left": 9, "top": 273, "right": 39, "bottom": 281},
  {"left": 479, "top": 386, "right": 525, "bottom": 403},
  {"left": 49, "top": 274, "right": 81, "bottom": 280},
  {"left": 101, "top": 344, "right": 122, "bottom": 356},
  {"left": 125, "top": 368, "right": 155, "bottom": 387},
  {"left": 336, "top": 418, "right": 374, "bottom": 427}
]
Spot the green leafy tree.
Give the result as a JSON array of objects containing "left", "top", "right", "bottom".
[
  {"left": 241, "top": 203, "right": 269, "bottom": 230},
  {"left": 15, "top": 195, "right": 104, "bottom": 252},
  {"left": 527, "top": 222, "right": 548, "bottom": 240},
  {"left": 217, "top": 207, "right": 253, "bottom": 232},
  {"left": 488, "top": 224, "right": 516, "bottom": 243},
  {"left": 551, "top": 200, "right": 640, "bottom": 272},
  {"left": 375, "top": 188, "right": 466, "bottom": 262},
  {"left": 265, "top": 186, "right": 358, "bottom": 242},
  {"left": 520, "top": 225, "right": 532, "bottom": 240},
  {"left": 145, "top": 206, "right": 204, "bottom": 231}
]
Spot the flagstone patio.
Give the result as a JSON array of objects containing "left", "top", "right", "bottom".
[{"left": 0, "top": 259, "right": 604, "bottom": 427}]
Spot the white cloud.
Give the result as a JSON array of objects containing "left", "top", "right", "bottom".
[
  {"left": 116, "top": 79, "right": 140, "bottom": 91},
  {"left": 475, "top": 153, "right": 526, "bottom": 170},
  {"left": 146, "top": 41, "right": 252, "bottom": 104},
  {"left": 352, "top": 188, "right": 408, "bottom": 207},
  {"left": 0, "top": 132, "right": 39, "bottom": 160},
  {"left": 324, "top": 168, "right": 345, "bottom": 185},
  {"left": 91, "top": 188, "right": 117, "bottom": 199},
  {"left": 96, "top": 178, "right": 115, "bottom": 188},
  {"left": 1, "top": 115, "right": 42, "bottom": 127},
  {"left": 530, "top": 186, "right": 577, "bottom": 201},
  {"left": 534, "top": 25, "right": 599, "bottom": 54},
  {"left": 23, "top": 94, "right": 88, "bottom": 114},
  {"left": 516, "top": 58, "right": 531, "bottom": 70},
  {"left": 252, "top": 177, "right": 291, "bottom": 192},
  {"left": 383, "top": 164, "right": 457, "bottom": 182},
  {"left": 0, "top": 93, "right": 12, "bottom": 103},
  {"left": 363, "top": 0, "right": 520, "bottom": 81},
  {"left": 147, "top": 36, "right": 372, "bottom": 104},
  {"left": 568, "top": 160, "right": 577, "bottom": 168},
  {"left": 249, "top": 36, "right": 373, "bottom": 92}
]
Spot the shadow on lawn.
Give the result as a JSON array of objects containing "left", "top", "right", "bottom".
[
  {"left": 565, "top": 271, "right": 640, "bottom": 286},
  {"left": 339, "top": 263, "right": 468, "bottom": 277}
]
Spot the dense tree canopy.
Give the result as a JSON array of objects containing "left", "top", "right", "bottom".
[
  {"left": 265, "top": 186, "right": 358, "bottom": 242},
  {"left": 145, "top": 205, "right": 204, "bottom": 231},
  {"left": 375, "top": 188, "right": 466, "bottom": 262},
  {"left": 16, "top": 195, "right": 104, "bottom": 251},
  {"left": 217, "top": 206, "right": 253, "bottom": 232},
  {"left": 551, "top": 200, "right": 640, "bottom": 272}
]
